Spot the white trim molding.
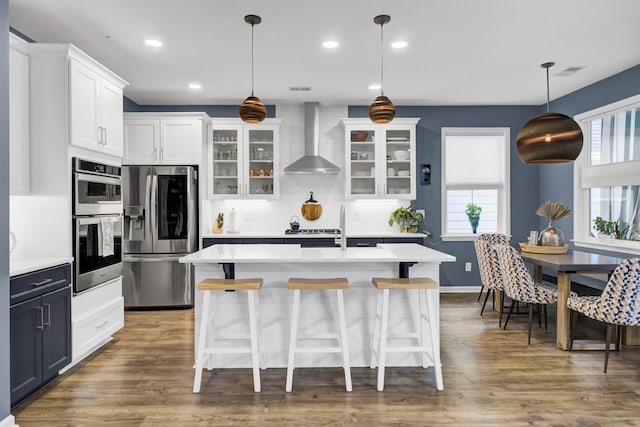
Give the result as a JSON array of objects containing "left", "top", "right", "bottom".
[
  {"left": 573, "top": 94, "right": 640, "bottom": 255},
  {"left": 0, "top": 414, "right": 18, "bottom": 427},
  {"left": 440, "top": 285, "right": 481, "bottom": 294}
]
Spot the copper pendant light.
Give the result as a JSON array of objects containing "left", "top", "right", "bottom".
[
  {"left": 239, "top": 14, "right": 266, "bottom": 123},
  {"left": 516, "top": 62, "right": 583, "bottom": 163},
  {"left": 368, "top": 14, "right": 396, "bottom": 124}
]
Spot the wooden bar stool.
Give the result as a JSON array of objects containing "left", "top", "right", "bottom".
[
  {"left": 286, "top": 278, "right": 352, "bottom": 392},
  {"left": 370, "top": 277, "right": 443, "bottom": 391},
  {"left": 193, "top": 278, "right": 264, "bottom": 393}
]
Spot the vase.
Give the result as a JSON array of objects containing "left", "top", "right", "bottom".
[
  {"left": 467, "top": 214, "right": 480, "bottom": 234},
  {"left": 539, "top": 222, "right": 564, "bottom": 246}
]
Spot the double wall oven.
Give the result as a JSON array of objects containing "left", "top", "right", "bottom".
[{"left": 72, "top": 158, "right": 123, "bottom": 294}]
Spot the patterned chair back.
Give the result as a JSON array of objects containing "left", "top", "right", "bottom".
[
  {"left": 478, "top": 233, "right": 509, "bottom": 246},
  {"left": 474, "top": 239, "right": 503, "bottom": 291},
  {"left": 496, "top": 243, "right": 557, "bottom": 304},
  {"left": 592, "top": 258, "right": 640, "bottom": 326}
]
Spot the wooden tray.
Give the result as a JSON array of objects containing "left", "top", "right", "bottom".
[{"left": 519, "top": 243, "right": 569, "bottom": 254}]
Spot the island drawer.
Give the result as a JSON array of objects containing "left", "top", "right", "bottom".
[{"left": 10, "top": 264, "right": 72, "bottom": 305}]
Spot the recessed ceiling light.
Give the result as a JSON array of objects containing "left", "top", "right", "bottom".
[
  {"left": 188, "top": 83, "right": 202, "bottom": 90},
  {"left": 391, "top": 41, "right": 407, "bottom": 49},
  {"left": 144, "top": 39, "right": 163, "bottom": 47},
  {"left": 322, "top": 41, "right": 339, "bottom": 49},
  {"left": 369, "top": 84, "right": 381, "bottom": 90}
]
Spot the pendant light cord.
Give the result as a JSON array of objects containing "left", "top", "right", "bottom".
[
  {"left": 251, "top": 23, "right": 255, "bottom": 97},
  {"left": 380, "top": 22, "right": 384, "bottom": 96},
  {"left": 545, "top": 65, "right": 550, "bottom": 113}
]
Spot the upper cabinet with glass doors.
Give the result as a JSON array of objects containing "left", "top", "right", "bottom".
[
  {"left": 207, "top": 118, "right": 282, "bottom": 199},
  {"left": 342, "top": 118, "right": 419, "bottom": 200}
]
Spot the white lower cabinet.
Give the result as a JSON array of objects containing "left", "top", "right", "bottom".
[
  {"left": 71, "top": 277, "right": 124, "bottom": 364},
  {"left": 123, "top": 113, "right": 207, "bottom": 165}
]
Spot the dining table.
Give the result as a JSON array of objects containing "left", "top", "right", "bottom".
[{"left": 519, "top": 249, "right": 627, "bottom": 350}]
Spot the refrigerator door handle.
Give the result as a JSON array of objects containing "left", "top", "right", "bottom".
[
  {"left": 144, "top": 173, "right": 152, "bottom": 246},
  {"left": 150, "top": 173, "right": 158, "bottom": 246},
  {"left": 123, "top": 255, "right": 185, "bottom": 262}
]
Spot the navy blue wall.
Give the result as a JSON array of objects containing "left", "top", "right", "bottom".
[
  {"left": 1, "top": 0, "right": 11, "bottom": 419},
  {"left": 540, "top": 65, "right": 640, "bottom": 244},
  {"left": 123, "top": 97, "right": 276, "bottom": 118},
  {"left": 349, "top": 105, "right": 540, "bottom": 286}
]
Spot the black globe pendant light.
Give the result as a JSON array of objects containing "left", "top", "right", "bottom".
[
  {"left": 368, "top": 14, "right": 396, "bottom": 124},
  {"left": 516, "top": 62, "right": 583, "bottom": 163},
  {"left": 239, "top": 14, "right": 267, "bottom": 123}
]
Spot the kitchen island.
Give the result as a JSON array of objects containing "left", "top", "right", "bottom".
[{"left": 180, "top": 243, "right": 455, "bottom": 368}]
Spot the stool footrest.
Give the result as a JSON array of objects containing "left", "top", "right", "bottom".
[
  {"left": 202, "top": 348, "right": 252, "bottom": 354},
  {"left": 297, "top": 334, "right": 339, "bottom": 340},
  {"left": 382, "top": 346, "right": 433, "bottom": 353},
  {"left": 295, "top": 347, "right": 343, "bottom": 354},
  {"left": 213, "top": 334, "right": 251, "bottom": 340}
]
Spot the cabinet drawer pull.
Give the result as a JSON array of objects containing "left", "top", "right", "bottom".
[
  {"left": 36, "top": 306, "right": 44, "bottom": 330},
  {"left": 44, "top": 304, "right": 51, "bottom": 328},
  {"left": 31, "top": 278, "right": 53, "bottom": 287},
  {"left": 96, "top": 320, "right": 109, "bottom": 330},
  {"left": 356, "top": 242, "right": 370, "bottom": 247}
]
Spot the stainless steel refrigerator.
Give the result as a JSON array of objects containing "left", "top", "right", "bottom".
[{"left": 122, "top": 165, "right": 198, "bottom": 308}]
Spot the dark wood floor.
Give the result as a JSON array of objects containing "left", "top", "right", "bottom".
[{"left": 12, "top": 293, "right": 640, "bottom": 426}]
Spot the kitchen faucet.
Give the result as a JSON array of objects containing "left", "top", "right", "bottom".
[{"left": 335, "top": 204, "right": 347, "bottom": 251}]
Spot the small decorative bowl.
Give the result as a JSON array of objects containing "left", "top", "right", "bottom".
[
  {"left": 352, "top": 132, "right": 368, "bottom": 142},
  {"left": 393, "top": 150, "right": 409, "bottom": 160}
]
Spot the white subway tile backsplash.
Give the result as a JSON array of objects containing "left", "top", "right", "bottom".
[{"left": 202, "top": 103, "right": 412, "bottom": 234}]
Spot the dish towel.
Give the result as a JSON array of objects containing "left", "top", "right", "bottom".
[{"left": 98, "top": 217, "right": 115, "bottom": 257}]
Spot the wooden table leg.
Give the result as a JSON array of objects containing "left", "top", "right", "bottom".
[
  {"left": 533, "top": 265, "right": 542, "bottom": 283},
  {"left": 556, "top": 272, "right": 571, "bottom": 350},
  {"left": 494, "top": 289, "right": 502, "bottom": 313}
]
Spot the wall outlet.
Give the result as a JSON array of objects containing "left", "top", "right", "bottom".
[
  {"left": 465, "top": 262, "right": 472, "bottom": 272},
  {"left": 416, "top": 209, "right": 425, "bottom": 217}
]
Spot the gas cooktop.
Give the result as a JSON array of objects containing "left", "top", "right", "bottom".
[{"left": 285, "top": 228, "right": 341, "bottom": 235}]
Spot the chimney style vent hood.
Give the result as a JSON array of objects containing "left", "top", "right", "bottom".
[{"left": 284, "top": 102, "right": 340, "bottom": 174}]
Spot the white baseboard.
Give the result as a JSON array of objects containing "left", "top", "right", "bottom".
[
  {"left": 0, "top": 414, "right": 18, "bottom": 427},
  {"left": 440, "top": 285, "right": 481, "bottom": 294}
]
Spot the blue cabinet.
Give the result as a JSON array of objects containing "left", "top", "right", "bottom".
[{"left": 10, "top": 264, "right": 72, "bottom": 407}]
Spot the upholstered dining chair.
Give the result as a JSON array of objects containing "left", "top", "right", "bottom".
[
  {"left": 567, "top": 258, "right": 640, "bottom": 373},
  {"left": 496, "top": 243, "right": 571, "bottom": 345},
  {"left": 474, "top": 234, "right": 509, "bottom": 321}
]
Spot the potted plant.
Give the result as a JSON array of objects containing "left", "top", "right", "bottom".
[
  {"left": 465, "top": 203, "right": 482, "bottom": 234},
  {"left": 535, "top": 201, "right": 571, "bottom": 246},
  {"left": 593, "top": 216, "right": 628, "bottom": 241},
  {"left": 389, "top": 206, "right": 432, "bottom": 236}
]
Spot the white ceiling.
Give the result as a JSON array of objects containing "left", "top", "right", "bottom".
[{"left": 9, "top": 0, "right": 640, "bottom": 107}]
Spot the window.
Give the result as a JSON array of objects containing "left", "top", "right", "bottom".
[
  {"left": 573, "top": 94, "right": 640, "bottom": 255},
  {"left": 441, "top": 128, "right": 510, "bottom": 240}
]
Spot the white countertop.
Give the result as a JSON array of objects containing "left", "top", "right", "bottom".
[
  {"left": 180, "top": 243, "right": 455, "bottom": 264},
  {"left": 10, "top": 256, "right": 74, "bottom": 277},
  {"left": 201, "top": 231, "right": 428, "bottom": 239}
]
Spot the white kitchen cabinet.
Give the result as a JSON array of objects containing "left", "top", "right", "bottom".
[
  {"left": 207, "top": 118, "right": 282, "bottom": 199},
  {"left": 70, "top": 277, "right": 124, "bottom": 365},
  {"left": 28, "top": 43, "right": 128, "bottom": 162},
  {"left": 69, "top": 54, "right": 126, "bottom": 156},
  {"left": 123, "top": 113, "right": 206, "bottom": 165},
  {"left": 342, "top": 118, "right": 420, "bottom": 200},
  {"left": 9, "top": 33, "right": 30, "bottom": 195}
]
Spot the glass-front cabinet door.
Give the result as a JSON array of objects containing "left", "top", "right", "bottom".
[
  {"left": 384, "top": 126, "right": 416, "bottom": 198},
  {"left": 209, "top": 125, "right": 242, "bottom": 198},
  {"left": 346, "top": 127, "right": 378, "bottom": 198},
  {"left": 208, "top": 119, "right": 281, "bottom": 199},
  {"left": 343, "top": 118, "right": 419, "bottom": 200},
  {"left": 244, "top": 125, "right": 279, "bottom": 198}
]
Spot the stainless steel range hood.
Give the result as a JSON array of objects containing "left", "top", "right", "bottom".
[{"left": 284, "top": 102, "right": 340, "bottom": 174}]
